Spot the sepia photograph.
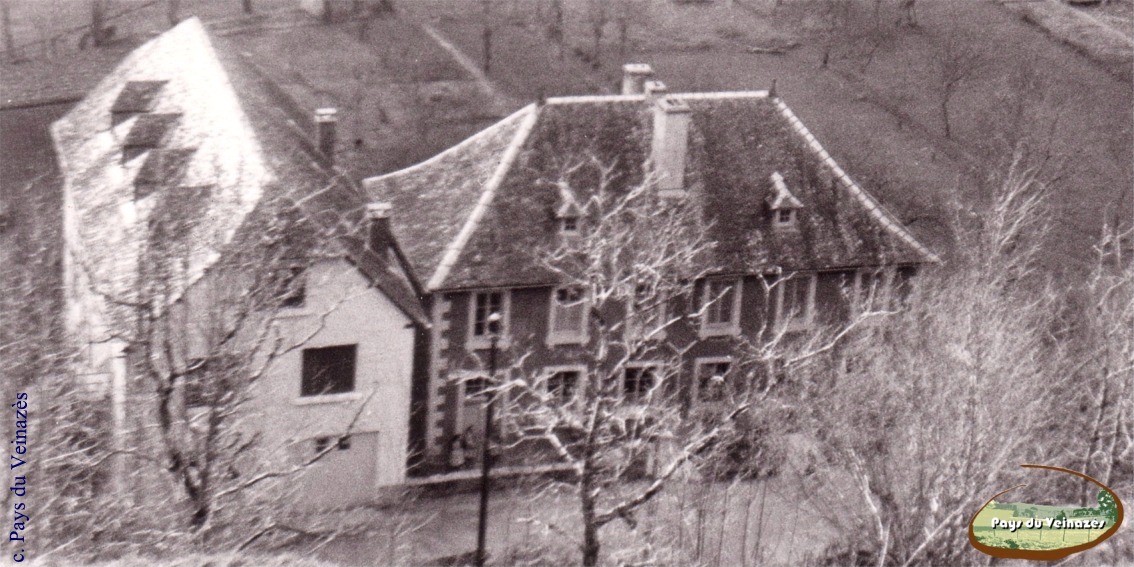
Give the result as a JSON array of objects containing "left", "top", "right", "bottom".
[{"left": 0, "top": 0, "right": 1131, "bottom": 565}]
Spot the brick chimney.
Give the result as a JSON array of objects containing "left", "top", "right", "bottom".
[
  {"left": 644, "top": 80, "right": 667, "bottom": 104},
  {"left": 651, "top": 97, "right": 691, "bottom": 197},
  {"left": 366, "top": 202, "right": 393, "bottom": 258},
  {"left": 621, "top": 63, "right": 654, "bottom": 95},
  {"left": 315, "top": 108, "right": 338, "bottom": 165}
]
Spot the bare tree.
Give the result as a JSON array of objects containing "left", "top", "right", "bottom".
[
  {"left": 932, "top": 29, "right": 984, "bottom": 140},
  {"left": 1, "top": 0, "right": 16, "bottom": 59},
  {"left": 586, "top": 0, "right": 608, "bottom": 69},
  {"left": 795, "top": 155, "right": 1064, "bottom": 566},
  {"left": 483, "top": 157, "right": 868, "bottom": 566},
  {"left": 1065, "top": 225, "right": 1133, "bottom": 503}
]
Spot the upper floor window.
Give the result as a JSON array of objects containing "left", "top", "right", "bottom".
[
  {"left": 855, "top": 268, "right": 895, "bottom": 314},
  {"left": 548, "top": 286, "right": 588, "bottom": 345},
  {"left": 702, "top": 278, "right": 741, "bottom": 336},
  {"left": 278, "top": 264, "right": 306, "bottom": 308},
  {"left": 775, "top": 273, "right": 816, "bottom": 330},
  {"left": 626, "top": 284, "right": 666, "bottom": 340},
  {"left": 470, "top": 290, "right": 509, "bottom": 348},
  {"left": 301, "top": 344, "right": 357, "bottom": 397},
  {"left": 695, "top": 357, "right": 732, "bottom": 403}
]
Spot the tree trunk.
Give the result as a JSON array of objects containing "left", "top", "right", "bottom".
[
  {"left": 940, "top": 95, "right": 952, "bottom": 140},
  {"left": 581, "top": 489, "right": 600, "bottom": 567},
  {"left": 91, "top": 0, "right": 106, "bottom": 47},
  {"left": 168, "top": 0, "right": 181, "bottom": 26},
  {"left": 580, "top": 446, "right": 601, "bottom": 566},
  {"left": 1, "top": 0, "right": 15, "bottom": 58}
]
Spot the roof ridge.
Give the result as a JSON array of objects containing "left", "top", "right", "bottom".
[
  {"left": 426, "top": 103, "right": 541, "bottom": 290},
  {"left": 544, "top": 90, "right": 770, "bottom": 106},
  {"left": 363, "top": 105, "right": 536, "bottom": 189},
  {"left": 772, "top": 98, "right": 941, "bottom": 264}
]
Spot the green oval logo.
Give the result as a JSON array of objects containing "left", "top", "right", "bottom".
[{"left": 969, "top": 464, "right": 1124, "bottom": 560}]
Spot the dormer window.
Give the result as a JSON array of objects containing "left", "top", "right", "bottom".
[
  {"left": 560, "top": 215, "right": 579, "bottom": 234},
  {"left": 556, "top": 188, "right": 583, "bottom": 238},
  {"left": 767, "top": 171, "right": 803, "bottom": 230}
]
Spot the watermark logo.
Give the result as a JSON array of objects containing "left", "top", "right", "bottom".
[{"left": 969, "top": 464, "right": 1124, "bottom": 561}]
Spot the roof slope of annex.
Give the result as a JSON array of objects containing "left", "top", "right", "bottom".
[
  {"left": 52, "top": 18, "right": 426, "bottom": 325},
  {"left": 364, "top": 91, "right": 937, "bottom": 292}
]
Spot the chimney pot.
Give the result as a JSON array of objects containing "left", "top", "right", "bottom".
[
  {"left": 644, "top": 80, "right": 668, "bottom": 103},
  {"left": 315, "top": 107, "right": 338, "bottom": 165},
  {"left": 621, "top": 63, "right": 654, "bottom": 95},
  {"left": 651, "top": 97, "right": 691, "bottom": 196},
  {"left": 366, "top": 202, "right": 394, "bottom": 258},
  {"left": 367, "top": 202, "right": 392, "bottom": 219}
]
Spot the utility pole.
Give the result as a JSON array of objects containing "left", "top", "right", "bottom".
[{"left": 475, "top": 312, "right": 501, "bottom": 567}]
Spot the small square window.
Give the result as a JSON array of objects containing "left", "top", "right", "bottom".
[
  {"left": 301, "top": 345, "right": 357, "bottom": 397},
  {"left": 547, "top": 370, "right": 580, "bottom": 403},
  {"left": 696, "top": 360, "right": 731, "bottom": 402},
  {"left": 472, "top": 291, "right": 507, "bottom": 339},
  {"left": 314, "top": 436, "right": 331, "bottom": 454},
  {"left": 623, "top": 365, "right": 659, "bottom": 400},
  {"left": 313, "top": 435, "right": 350, "bottom": 455},
  {"left": 561, "top": 216, "right": 579, "bottom": 233},
  {"left": 464, "top": 376, "right": 491, "bottom": 400}
]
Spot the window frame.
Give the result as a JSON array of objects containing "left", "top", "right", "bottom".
[
  {"left": 278, "top": 263, "right": 307, "bottom": 309},
  {"left": 468, "top": 289, "right": 510, "bottom": 349},
  {"left": 560, "top": 215, "right": 580, "bottom": 235},
  {"left": 773, "top": 208, "right": 796, "bottom": 229},
  {"left": 547, "top": 286, "right": 589, "bottom": 345},
  {"left": 622, "top": 361, "right": 663, "bottom": 402},
  {"left": 543, "top": 365, "right": 586, "bottom": 406},
  {"left": 299, "top": 344, "right": 358, "bottom": 398},
  {"left": 853, "top": 268, "right": 896, "bottom": 315},
  {"left": 625, "top": 284, "right": 667, "bottom": 341},
  {"left": 775, "top": 272, "right": 816, "bottom": 331},
  {"left": 700, "top": 278, "right": 742, "bottom": 337},
  {"left": 693, "top": 356, "right": 733, "bottom": 404}
]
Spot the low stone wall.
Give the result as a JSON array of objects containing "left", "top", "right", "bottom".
[{"left": 1001, "top": 0, "right": 1132, "bottom": 84}]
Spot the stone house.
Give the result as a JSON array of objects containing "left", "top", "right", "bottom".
[{"left": 363, "top": 65, "right": 938, "bottom": 473}]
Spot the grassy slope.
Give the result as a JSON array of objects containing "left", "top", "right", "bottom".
[{"left": 407, "top": 0, "right": 1132, "bottom": 275}]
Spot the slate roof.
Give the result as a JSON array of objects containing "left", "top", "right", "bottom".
[
  {"left": 364, "top": 92, "right": 938, "bottom": 292},
  {"left": 52, "top": 18, "right": 426, "bottom": 326}
]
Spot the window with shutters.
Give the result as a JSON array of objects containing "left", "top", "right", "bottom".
[
  {"left": 775, "top": 273, "right": 816, "bottom": 330},
  {"left": 548, "top": 286, "right": 588, "bottom": 344},
  {"left": 701, "top": 278, "right": 741, "bottom": 336}
]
